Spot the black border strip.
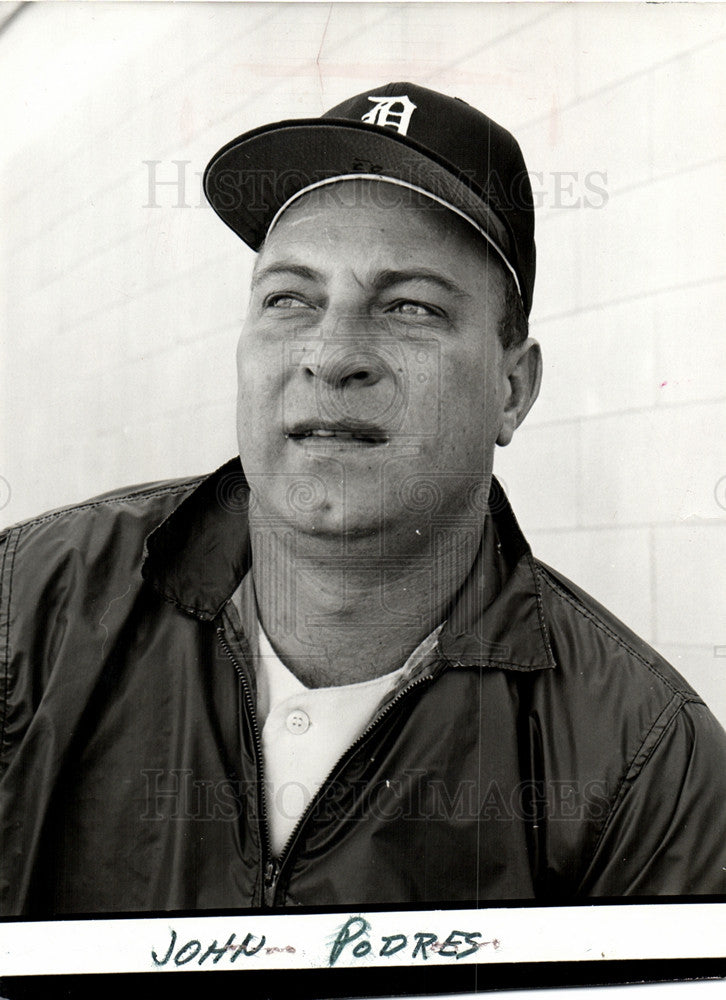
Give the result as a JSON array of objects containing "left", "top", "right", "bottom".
[{"left": 1, "top": 959, "right": 725, "bottom": 1000}]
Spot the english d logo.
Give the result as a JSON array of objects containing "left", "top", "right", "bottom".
[{"left": 361, "top": 95, "right": 417, "bottom": 136}]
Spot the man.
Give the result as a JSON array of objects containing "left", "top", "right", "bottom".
[{"left": 1, "top": 83, "right": 725, "bottom": 916}]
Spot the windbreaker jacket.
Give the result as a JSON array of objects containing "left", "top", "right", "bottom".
[{"left": 1, "top": 457, "right": 725, "bottom": 916}]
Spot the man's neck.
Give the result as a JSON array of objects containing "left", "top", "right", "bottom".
[{"left": 249, "top": 517, "right": 484, "bottom": 687}]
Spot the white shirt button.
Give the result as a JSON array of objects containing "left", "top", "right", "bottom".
[{"left": 286, "top": 709, "right": 310, "bottom": 735}]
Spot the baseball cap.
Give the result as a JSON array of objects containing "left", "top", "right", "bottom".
[{"left": 203, "top": 82, "right": 536, "bottom": 315}]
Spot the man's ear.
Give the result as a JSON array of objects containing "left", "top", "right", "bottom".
[{"left": 496, "top": 338, "right": 542, "bottom": 447}]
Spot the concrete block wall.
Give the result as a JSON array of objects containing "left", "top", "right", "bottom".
[{"left": 1, "top": 3, "right": 724, "bottom": 722}]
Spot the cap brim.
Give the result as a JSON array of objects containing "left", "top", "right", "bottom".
[{"left": 203, "top": 118, "right": 514, "bottom": 264}]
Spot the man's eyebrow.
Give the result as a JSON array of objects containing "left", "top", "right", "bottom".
[
  {"left": 251, "top": 262, "right": 323, "bottom": 288},
  {"left": 250, "top": 263, "right": 471, "bottom": 297},
  {"left": 372, "top": 269, "right": 470, "bottom": 297}
]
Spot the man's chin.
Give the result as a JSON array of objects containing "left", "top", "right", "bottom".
[
  {"left": 289, "top": 506, "right": 385, "bottom": 542},
  {"left": 247, "top": 489, "right": 386, "bottom": 541}
]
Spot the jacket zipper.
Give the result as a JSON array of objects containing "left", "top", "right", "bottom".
[
  {"left": 233, "top": 636, "right": 436, "bottom": 907},
  {"left": 218, "top": 621, "right": 443, "bottom": 906},
  {"left": 269, "top": 669, "right": 439, "bottom": 885},
  {"left": 215, "top": 626, "right": 279, "bottom": 906}
]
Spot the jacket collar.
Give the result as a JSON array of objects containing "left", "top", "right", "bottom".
[{"left": 142, "top": 457, "right": 555, "bottom": 672}]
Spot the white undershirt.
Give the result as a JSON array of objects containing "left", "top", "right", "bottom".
[{"left": 256, "top": 623, "right": 408, "bottom": 856}]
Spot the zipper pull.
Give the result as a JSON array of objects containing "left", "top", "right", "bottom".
[{"left": 263, "top": 858, "right": 279, "bottom": 907}]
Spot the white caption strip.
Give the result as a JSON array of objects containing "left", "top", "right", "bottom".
[{"left": 0, "top": 905, "right": 724, "bottom": 976}]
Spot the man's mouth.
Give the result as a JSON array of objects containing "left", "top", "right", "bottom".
[{"left": 285, "top": 423, "right": 389, "bottom": 446}]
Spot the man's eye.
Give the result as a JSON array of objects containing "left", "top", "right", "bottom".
[
  {"left": 387, "top": 300, "right": 443, "bottom": 318},
  {"left": 264, "top": 294, "right": 311, "bottom": 309}
]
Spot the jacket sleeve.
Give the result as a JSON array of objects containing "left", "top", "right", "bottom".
[{"left": 579, "top": 697, "right": 726, "bottom": 895}]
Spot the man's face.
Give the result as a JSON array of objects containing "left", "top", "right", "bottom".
[{"left": 237, "top": 179, "right": 529, "bottom": 545}]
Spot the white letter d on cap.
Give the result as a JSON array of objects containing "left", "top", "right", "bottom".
[{"left": 361, "top": 95, "right": 417, "bottom": 135}]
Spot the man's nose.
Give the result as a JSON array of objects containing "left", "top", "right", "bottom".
[
  {"left": 302, "top": 314, "right": 391, "bottom": 389},
  {"left": 305, "top": 347, "right": 389, "bottom": 389}
]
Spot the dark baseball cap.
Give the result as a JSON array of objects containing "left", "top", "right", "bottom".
[{"left": 204, "top": 82, "right": 536, "bottom": 315}]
